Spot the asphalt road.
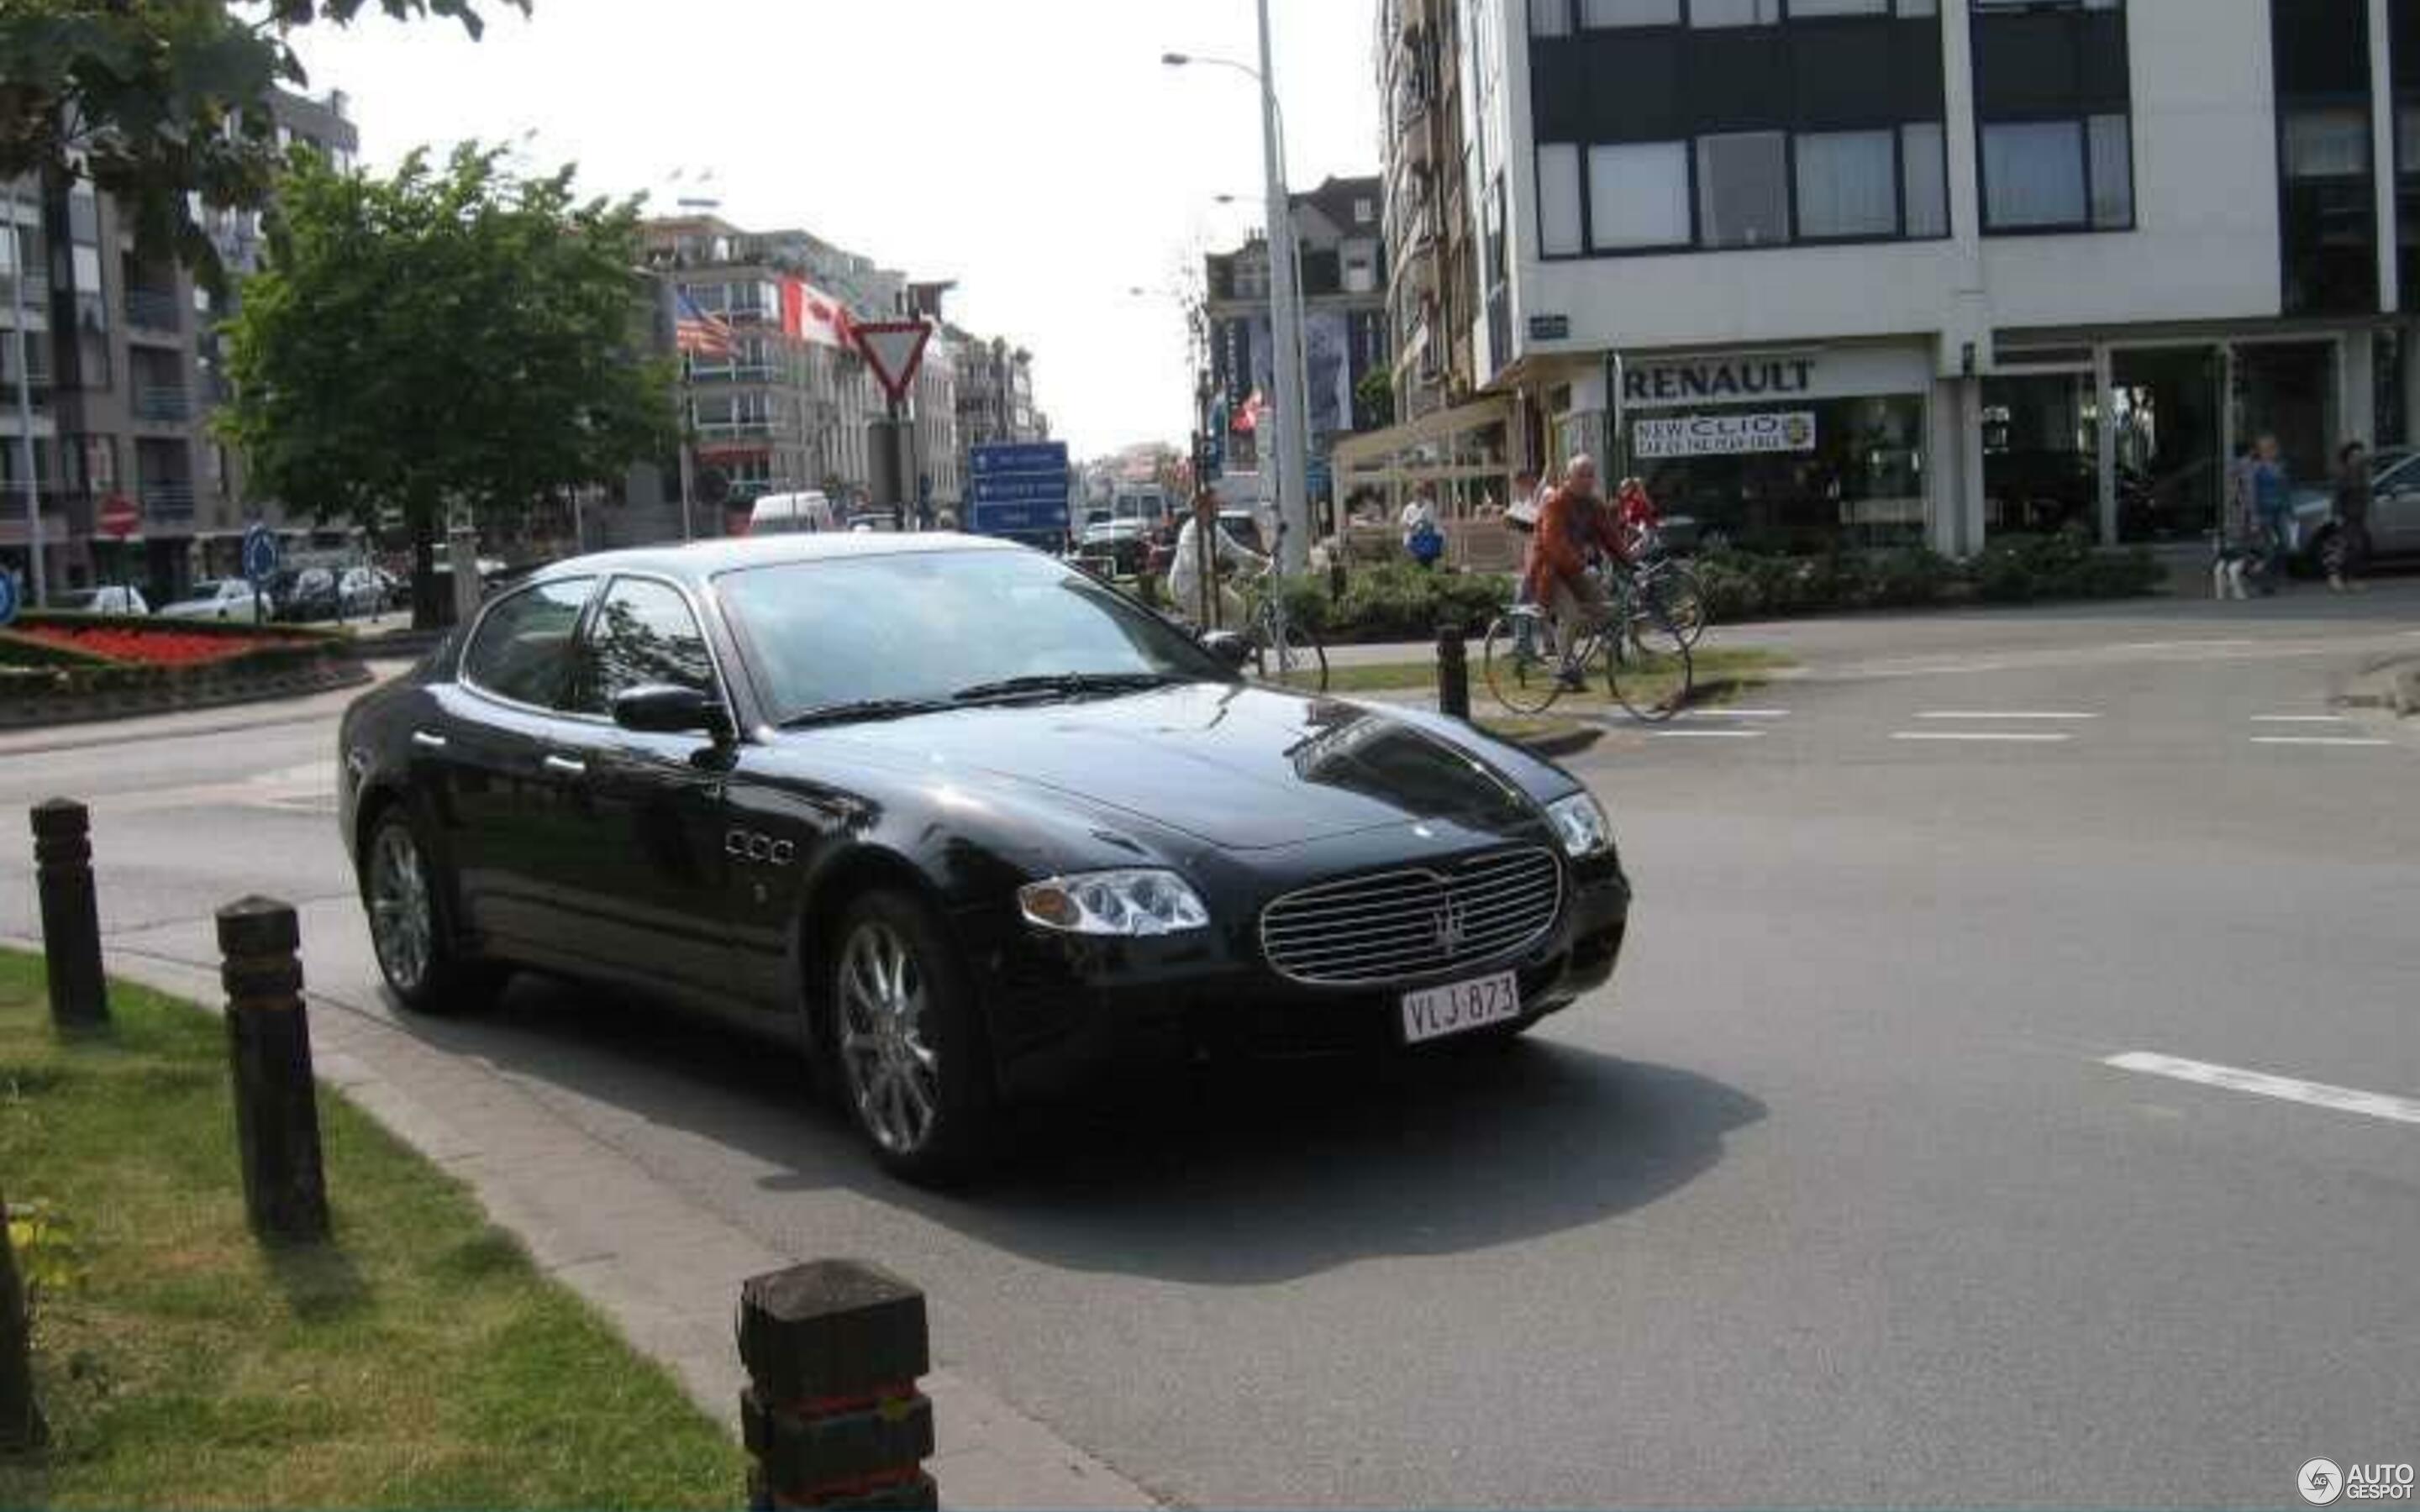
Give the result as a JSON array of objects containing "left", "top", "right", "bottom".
[{"left": 3, "top": 583, "right": 2416, "bottom": 1508}]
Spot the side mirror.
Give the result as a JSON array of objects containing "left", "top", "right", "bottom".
[
  {"left": 1199, "top": 630, "right": 1254, "bottom": 669},
  {"left": 613, "top": 683, "right": 734, "bottom": 741}
]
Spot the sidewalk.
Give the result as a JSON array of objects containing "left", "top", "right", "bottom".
[{"left": 3, "top": 911, "right": 1156, "bottom": 1511}]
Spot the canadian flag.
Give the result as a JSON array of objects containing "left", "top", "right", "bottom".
[{"left": 782, "top": 278, "right": 855, "bottom": 350}]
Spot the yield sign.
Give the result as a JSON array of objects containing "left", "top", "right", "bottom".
[{"left": 855, "top": 321, "right": 932, "bottom": 406}]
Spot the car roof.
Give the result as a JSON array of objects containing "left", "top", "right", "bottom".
[{"left": 528, "top": 531, "right": 1025, "bottom": 589}]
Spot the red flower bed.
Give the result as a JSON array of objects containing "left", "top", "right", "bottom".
[{"left": 13, "top": 624, "right": 266, "bottom": 668}]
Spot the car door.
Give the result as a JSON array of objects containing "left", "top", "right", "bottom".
[
  {"left": 546, "top": 573, "right": 740, "bottom": 1000},
  {"left": 2373, "top": 454, "right": 2420, "bottom": 553},
  {"left": 437, "top": 575, "right": 600, "bottom": 954}
]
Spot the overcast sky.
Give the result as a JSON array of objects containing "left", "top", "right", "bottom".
[{"left": 292, "top": 0, "right": 1381, "bottom": 462}]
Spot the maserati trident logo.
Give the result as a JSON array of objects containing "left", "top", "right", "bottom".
[{"left": 1434, "top": 899, "right": 1468, "bottom": 954}]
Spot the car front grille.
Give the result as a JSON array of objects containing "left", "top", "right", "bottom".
[{"left": 1257, "top": 847, "right": 1564, "bottom": 987}]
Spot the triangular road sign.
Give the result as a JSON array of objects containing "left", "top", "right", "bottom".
[{"left": 855, "top": 321, "right": 932, "bottom": 405}]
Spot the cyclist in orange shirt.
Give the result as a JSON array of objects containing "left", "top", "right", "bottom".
[{"left": 1523, "top": 454, "right": 1631, "bottom": 689}]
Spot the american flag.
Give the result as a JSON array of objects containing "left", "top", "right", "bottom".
[{"left": 675, "top": 289, "right": 735, "bottom": 360}]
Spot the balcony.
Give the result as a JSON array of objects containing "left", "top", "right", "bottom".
[
  {"left": 686, "top": 363, "right": 779, "bottom": 385},
  {"left": 692, "top": 418, "right": 776, "bottom": 440},
  {"left": 139, "top": 480, "right": 197, "bottom": 522},
  {"left": 124, "top": 288, "right": 182, "bottom": 336},
  {"left": 134, "top": 383, "right": 192, "bottom": 423}
]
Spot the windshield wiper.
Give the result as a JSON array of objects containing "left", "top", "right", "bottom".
[
  {"left": 778, "top": 697, "right": 955, "bottom": 730},
  {"left": 948, "top": 672, "right": 1187, "bottom": 706}
]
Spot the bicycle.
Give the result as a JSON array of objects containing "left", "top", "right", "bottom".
[
  {"left": 1237, "top": 565, "right": 1329, "bottom": 693},
  {"left": 1627, "top": 549, "right": 1707, "bottom": 648},
  {"left": 1481, "top": 569, "right": 1693, "bottom": 722}
]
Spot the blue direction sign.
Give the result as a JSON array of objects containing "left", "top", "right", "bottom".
[
  {"left": 968, "top": 441, "right": 1071, "bottom": 538},
  {"left": 0, "top": 568, "right": 18, "bottom": 628},
  {"left": 242, "top": 524, "right": 280, "bottom": 584}
]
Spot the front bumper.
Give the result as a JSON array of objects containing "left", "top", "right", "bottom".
[{"left": 960, "top": 860, "right": 1630, "bottom": 1103}]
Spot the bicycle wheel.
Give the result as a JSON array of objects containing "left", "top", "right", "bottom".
[
  {"left": 1254, "top": 613, "right": 1328, "bottom": 692},
  {"left": 1639, "top": 562, "right": 1708, "bottom": 648},
  {"left": 1482, "top": 612, "right": 1565, "bottom": 716},
  {"left": 1605, "top": 606, "right": 1694, "bottom": 722}
]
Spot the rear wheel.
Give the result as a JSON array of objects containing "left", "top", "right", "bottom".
[
  {"left": 361, "top": 807, "right": 505, "bottom": 1014},
  {"left": 1482, "top": 613, "right": 1565, "bottom": 715},
  {"left": 1253, "top": 615, "right": 1328, "bottom": 692},
  {"left": 829, "top": 890, "right": 997, "bottom": 1184}
]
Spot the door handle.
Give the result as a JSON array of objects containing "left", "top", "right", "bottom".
[
  {"left": 542, "top": 753, "right": 587, "bottom": 778},
  {"left": 411, "top": 729, "right": 449, "bottom": 751}
]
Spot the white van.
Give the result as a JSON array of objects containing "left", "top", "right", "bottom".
[{"left": 744, "top": 491, "right": 839, "bottom": 536}]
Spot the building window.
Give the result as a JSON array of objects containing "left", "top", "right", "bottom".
[
  {"left": 1982, "top": 120, "right": 2086, "bottom": 228},
  {"left": 1692, "top": 0, "right": 1781, "bottom": 24},
  {"left": 1696, "top": 132, "right": 1790, "bottom": 246},
  {"left": 1538, "top": 142, "right": 1586, "bottom": 253},
  {"left": 1902, "top": 122, "right": 1949, "bottom": 235},
  {"left": 1588, "top": 141, "right": 1691, "bottom": 248},
  {"left": 1971, "top": 0, "right": 2131, "bottom": 234},
  {"left": 1528, "top": 0, "right": 1570, "bottom": 36},
  {"left": 2283, "top": 108, "right": 2373, "bottom": 178},
  {"left": 1579, "top": 0, "right": 1680, "bottom": 26},
  {"left": 1353, "top": 197, "right": 1376, "bottom": 223},
  {"left": 1795, "top": 129, "right": 1897, "bottom": 238},
  {"left": 1787, "top": 0, "right": 1886, "bottom": 14}
]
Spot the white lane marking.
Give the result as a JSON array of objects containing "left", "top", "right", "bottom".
[
  {"left": 2249, "top": 736, "right": 2393, "bottom": 748},
  {"left": 1649, "top": 728, "right": 1767, "bottom": 740},
  {"left": 2250, "top": 714, "right": 2352, "bottom": 724},
  {"left": 1915, "top": 711, "right": 2099, "bottom": 722},
  {"left": 2113, "top": 638, "right": 2259, "bottom": 651},
  {"left": 2105, "top": 1053, "right": 2420, "bottom": 1126},
  {"left": 1681, "top": 707, "right": 1791, "bottom": 720},
  {"left": 1891, "top": 732, "right": 2073, "bottom": 743}
]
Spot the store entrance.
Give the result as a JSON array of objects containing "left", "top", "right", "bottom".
[
  {"left": 2112, "top": 345, "right": 2223, "bottom": 543},
  {"left": 2235, "top": 342, "right": 2339, "bottom": 497}
]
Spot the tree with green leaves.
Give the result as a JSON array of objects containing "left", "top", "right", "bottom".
[
  {"left": 219, "top": 144, "right": 675, "bottom": 625},
  {"left": 0, "top": 0, "right": 522, "bottom": 282}
]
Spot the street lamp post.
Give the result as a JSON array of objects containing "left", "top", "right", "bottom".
[{"left": 1164, "top": 26, "right": 1310, "bottom": 573}]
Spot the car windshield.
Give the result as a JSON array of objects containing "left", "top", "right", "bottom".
[
  {"left": 192, "top": 580, "right": 232, "bottom": 598},
  {"left": 716, "top": 548, "right": 1227, "bottom": 722}
]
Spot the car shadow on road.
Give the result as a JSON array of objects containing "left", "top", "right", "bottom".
[{"left": 386, "top": 975, "right": 1766, "bottom": 1288}]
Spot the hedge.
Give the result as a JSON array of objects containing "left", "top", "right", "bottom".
[{"left": 1277, "top": 537, "right": 2163, "bottom": 643}]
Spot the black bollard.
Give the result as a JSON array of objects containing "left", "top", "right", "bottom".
[
  {"left": 1437, "top": 622, "right": 1471, "bottom": 721},
  {"left": 1328, "top": 555, "right": 1348, "bottom": 603},
  {"left": 29, "top": 800, "right": 108, "bottom": 1032},
  {"left": 739, "top": 1260, "right": 937, "bottom": 1510},
  {"left": 0, "top": 1179, "right": 44, "bottom": 1452},
  {"left": 217, "top": 897, "right": 329, "bottom": 1245}
]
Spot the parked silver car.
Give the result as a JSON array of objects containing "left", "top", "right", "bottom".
[{"left": 2291, "top": 446, "right": 2420, "bottom": 568}]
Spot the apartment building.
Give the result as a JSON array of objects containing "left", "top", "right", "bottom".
[
  {"left": 1349, "top": 0, "right": 2420, "bottom": 556},
  {"left": 2, "top": 91, "right": 359, "bottom": 600},
  {"left": 1380, "top": 0, "right": 1487, "bottom": 424},
  {"left": 953, "top": 333, "right": 1047, "bottom": 452},
  {"left": 1202, "top": 175, "right": 1392, "bottom": 501}
]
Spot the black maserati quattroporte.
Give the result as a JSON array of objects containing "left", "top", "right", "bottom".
[{"left": 339, "top": 534, "right": 1629, "bottom": 1179}]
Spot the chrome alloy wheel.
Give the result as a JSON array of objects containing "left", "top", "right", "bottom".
[
  {"left": 837, "top": 920, "right": 939, "bottom": 1155},
  {"left": 367, "top": 821, "right": 434, "bottom": 995}
]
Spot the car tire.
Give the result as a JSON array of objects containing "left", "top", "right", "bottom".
[
  {"left": 360, "top": 806, "right": 506, "bottom": 1016},
  {"left": 826, "top": 890, "right": 997, "bottom": 1184}
]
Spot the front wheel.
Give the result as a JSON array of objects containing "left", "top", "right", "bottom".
[
  {"left": 1253, "top": 614, "right": 1328, "bottom": 692},
  {"left": 1482, "top": 612, "right": 1565, "bottom": 715},
  {"left": 1639, "top": 564, "right": 1708, "bottom": 648},
  {"left": 829, "top": 890, "right": 997, "bottom": 1184},
  {"left": 1606, "top": 609, "right": 1695, "bottom": 722}
]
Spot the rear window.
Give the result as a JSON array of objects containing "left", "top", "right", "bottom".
[{"left": 461, "top": 578, "right": 594, "bottom": 708}]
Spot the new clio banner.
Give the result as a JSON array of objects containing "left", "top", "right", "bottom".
[{"left": 1634, "top": 411, "right": 1818, "bottom": 459}]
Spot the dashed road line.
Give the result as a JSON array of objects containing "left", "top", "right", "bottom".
[
  {"left": 1915, "top": 711, "right": 2099, "bottom": 722},
  {"left": 1891, "top": 732, "right": 2073, "bottom": 743},
  {"left": 2250, "top": 714, "right": 2352, "bottom": 724},
  {"left": 1680, "top": 708, "right": 1791, "bottom": 720},
  {"left": 2249, "top": 736, "right": 2393, "bottom": 748},
  {"left": 1649, "top": 728, "right": 1768, "bottom": 740},
  {"left": 2105, "top": 1052, "right": 2420, "bottom": 1126}
]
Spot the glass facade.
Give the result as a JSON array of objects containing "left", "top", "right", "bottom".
[{"left": 1625, "top": 391, "right": 1927, "bottom": 552}]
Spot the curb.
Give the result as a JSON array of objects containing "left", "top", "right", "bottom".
[{"left": 0, "top": 658, "right": 371, "bottom": 732}]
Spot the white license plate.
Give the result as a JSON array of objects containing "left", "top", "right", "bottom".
[{"left": 1401, "top": 970, "right": 1523, "bottom": 1044}]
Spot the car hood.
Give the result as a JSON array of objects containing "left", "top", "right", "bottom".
[{"left": 791, "top": 683, "right": 1546, "bottom": 851}]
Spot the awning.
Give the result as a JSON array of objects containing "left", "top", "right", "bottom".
[{"left": 1329, "top": 394, "right": 1512, "bottom": 480}]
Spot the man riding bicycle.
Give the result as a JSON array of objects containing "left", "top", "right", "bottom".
[
  {"left": 1168, "top": 486, "right": 1268, "bottom": 631},
  {"left": 1523, "top": 454, "right": 1633, "bottom": 689}
]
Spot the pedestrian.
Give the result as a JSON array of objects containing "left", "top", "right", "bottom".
[
  {"left": 2249, "top": 433, "right": 2293, "bottom": 595},
  {"left": 2215, "top": 441, "right": 2257, "bottom": 600},
  {"left": 1400, "top": 487, "right": 1443, "bottom": 570},
  {"left": 1169, "top": 486, "right": 1266, "bottom": 631},
  {"left": 1504, "top": 469, "right": 1542, "bottom": 654},
  {"left": 2328, "top": 439, "right": 2371, "bottom": 593}
]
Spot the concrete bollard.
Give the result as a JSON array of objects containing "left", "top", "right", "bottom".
[
  {"left": 0, "top": 1179, "right": 45, "bottom": 1452},
  {"left": 739, "top": 1260, "right": 937, "bottom": 1510},
  {"left": 1437, "top": 622, "right": 1471, "bottom": 721},
  {"left": 29, "top": 800, "right": 108, "bottom": 1032},
  {"left": 217, "top": 897, "right": 329, "bottom": 1245}
]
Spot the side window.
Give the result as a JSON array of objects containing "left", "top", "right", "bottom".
[
  {"left": 575, "top": 577, "right": 717, "bottom": 716},
  {"left": 460, "top": 579, "right": 594, "bottom": 708}
]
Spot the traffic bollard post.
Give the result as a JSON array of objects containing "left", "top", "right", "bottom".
[
  {"left": 739, "top": 1260, "right": 937, "bottom": 1510},
  {"left": 29, "top": 800, "right": 108, "bottom": 1032},
  {"left": 217, "top": 897, "right": 330, "bottom": 1245}
]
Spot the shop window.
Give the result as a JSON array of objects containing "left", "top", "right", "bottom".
[
  {"left": 1902, "top": 122, "right": 1949, "bottom": 235},
  {"left": 1537, "top": 143, "right": 1586, "bottom": 254},
  {"left": 1796, "top": 129, "right": 1896, "bottom": 238},
  {"left": 1626, "top": 391, "right": 1928, "bottom": 553},
  {"left": 1589, "top": 140, "right": 1690, "bottom": 248},
  {"left": 1697, "top": 131, "right": 1790, "bottom": 246}
]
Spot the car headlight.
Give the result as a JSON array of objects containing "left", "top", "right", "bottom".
[
  {"left": 1545, "top": 792, "right": 1612, "bottom": 858},
  {"left": 1018, "top": 869, "right": 1211, "bottom": 937}
]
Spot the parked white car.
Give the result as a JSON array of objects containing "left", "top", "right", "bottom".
[
  {"left": 336, "top": 566, "right": 387, "bottom": 618},
  {"left": 155, "top": 579, "right": 269, "bottom": 622},
  {"left": 50, "top": 585, "right": 150, "bottom": 616}
]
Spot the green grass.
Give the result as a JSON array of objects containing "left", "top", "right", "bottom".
[
  {"left": 0, "top": 952, "right": 745, "bottom": 1509},
  {"left": 1323, "top": 643, "right": 1795, "bottom": 699}
]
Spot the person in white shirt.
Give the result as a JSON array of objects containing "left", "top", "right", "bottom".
[
  {"left": 1399, "top": 490, "right": 1438, "bottom": 544},
  {"left": 1168, "top": 489, "right": 1267, "bottom": 630}
]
